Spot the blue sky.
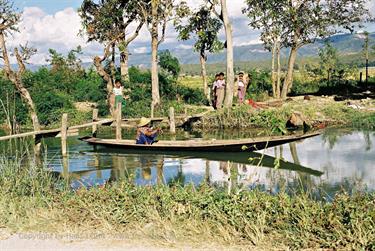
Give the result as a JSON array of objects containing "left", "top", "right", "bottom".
[
  {"left": 13, "top": 0, "right": 82, "bottom": 13},
  {"left": 8, "top": 0, "right": 375, "bottom": 65}
]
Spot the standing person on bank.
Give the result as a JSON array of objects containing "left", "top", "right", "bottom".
[
  {"left": 113, "top": 79, "right": 125, "bottom": 108},
  {"left": 212, "top": 72, "right": 226, "bottom": 109},
  {"left": 211, "top": 73, "right": 220, "bottom": 109},
  {"left": 237, "top": 72, "right": 246, "bottom": 104}
]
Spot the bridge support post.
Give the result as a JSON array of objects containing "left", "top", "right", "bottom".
[
  {"left": 116, "top": 103, "right": 122, "bottom": 141},
  {"left": 169, "top": 107, "right": 176, "bottom": 134},
  {"left": 61, "top": 113, "right": 68, "bottom": 157},
  {"left": 92, "top": 109, "right": 98, "bottom": 137}
]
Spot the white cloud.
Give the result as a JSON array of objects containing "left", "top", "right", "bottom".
[
  {"left": 5, "top": 0, "right": 374, "bottom": 65},
  {"left": 9, "top": 7, "right": 93, "bottom": 65},
  {"left": 177, "top": 44, "right": 193, "bottom": 49},
  {"left": 133, "top": 47, "right": 148, "bottom": 54}
]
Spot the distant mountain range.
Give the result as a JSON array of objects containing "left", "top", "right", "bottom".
[
  {"left": 132, "top": 32, "right": 375, "bottom": 66},
  {"left": 8, "top": 32, "right": 375, "bottom": 71}
]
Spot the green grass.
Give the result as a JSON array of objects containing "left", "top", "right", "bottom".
[
  {"left": 0, "top": 155, "right": 375, "bottom": 249},
  {"left": 178, "top": 76, "right": 206, "bottom": 90},
  {"left": 199, "top": 99, "right": 375, "bottom": 131}
]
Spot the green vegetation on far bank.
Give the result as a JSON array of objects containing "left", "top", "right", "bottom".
[
  {"left": 0, "top": 156, "right": 374, "bottom": 250},
  {"left": 0, "top": 48, "right": 207, "bottom": 129},
  {"left": 199, "top": 97, "right": 375, "bottom": 132}
]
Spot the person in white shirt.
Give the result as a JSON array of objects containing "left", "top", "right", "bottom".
[
  {"left": 113, "top": 80, "right": 125, "bottom": 109},
  {"left": 212, "top": 72, "right": 226, "bottom": 109},
  {"left": 237, "top": 72, "right": 246, "bottom": 104}
]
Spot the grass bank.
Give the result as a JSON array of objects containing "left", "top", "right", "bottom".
[
  {"left": 0, "top": 157, "right": 374, "bottom": 250},
  {"left": 199, "top": 96, "right": 375, "bottom": 132}
]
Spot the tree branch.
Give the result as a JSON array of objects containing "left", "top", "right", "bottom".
[
  {"left": 0, "top": 32, "right": 13, "bottom": 76},
  {"left": 206, "top": 0, "right": 223, "bottom": 21},
  {"left": 14, "top": 48, "right": 26, "bottom": 75},
  {"left": 125, "top": 20, "right": 144, "bottom": 46},
  {"left": 158, "top": 18, "right": 167, "bottom": 46}
]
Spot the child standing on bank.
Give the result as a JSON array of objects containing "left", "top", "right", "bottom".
[
  {"left": 237, "top": 72, "right": 246, "bottom": 104},
  {"left": 113, "top": 79, "right": 126, "bottom": 109},
  {"left": 212, "top": 72, "right": 226, "bottom": 109}
]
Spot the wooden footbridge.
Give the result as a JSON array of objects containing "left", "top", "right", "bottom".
[{"left": 0, "top": 104, "right": 212, "bottom": 156}]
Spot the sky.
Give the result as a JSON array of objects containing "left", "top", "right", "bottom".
[{"left": 8, "top": 0, "right": 375, "bottom": 65}]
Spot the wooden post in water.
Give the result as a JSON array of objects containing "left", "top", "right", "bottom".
[
  {"left": 32, "top": 114, "right": 42, "bottom": 160},
  {"left": 169, "top": 107, "right": 176, "bottom": 134},
  {"left": 116, "top": 103, "right": 122, "bottom": 141},
  {"left": 61, "top": 113, "right": 68, "bottom": 157},
  {"left": 92, "top": 109, "right": 98, "bottom": 137}
]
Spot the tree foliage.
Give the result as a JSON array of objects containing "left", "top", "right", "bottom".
[
  {"left": 158, "top": 50, "right": 181, "bottom": 79},
  {"left": 0, "top": 0, "right": 20, "bottom": 33},
  {"left": 175, "top": 6, "right": 223, "bottom": 58},
  {"left": 318, "top": 41, "right": 338, "bottom": 78},
  {"left": 243, "top": 0, "right": 371, "bottom": 98}
]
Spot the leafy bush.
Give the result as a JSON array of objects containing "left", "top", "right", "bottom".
[
  {"left": 33, "top": 91, "right": 74, "bottom": 126},
  {"left": 246, "top": 69, "right": 272, "bottom": 99}
]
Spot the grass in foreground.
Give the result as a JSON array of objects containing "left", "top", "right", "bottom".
[{"left": 0, "top": 156, "right": 374, "bottom": 250}]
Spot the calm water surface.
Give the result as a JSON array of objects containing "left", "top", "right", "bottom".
[{"left": 35, "top": 128, "right": 374, "bottom": 198}]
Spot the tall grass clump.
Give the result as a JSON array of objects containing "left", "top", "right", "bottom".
[
  {"left": 201, "top": 100, "right": 375, "bottom": 131},
  {"left": 200, "top": 105, "right": 290, "bottom": 133}
]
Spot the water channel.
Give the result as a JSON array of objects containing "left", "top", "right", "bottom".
[{"left": 1, "top": 128, "right": 374, "bottom": 199}]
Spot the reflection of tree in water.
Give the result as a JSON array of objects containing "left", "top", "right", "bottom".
[
  {"left": 289, "top": 142, "right": 316, "bottom": 195},
  {"left": 363, "top": 131, "right": 372, "bottom": 151},
  {"left": 321, "top": 129, "right": 351, "bottom": 150},
  {"left": 167, "top": 159, "right": 185, "bottom": 186},
  {"left": 109, "top": 155, "right": 135, "bottom": 182}
]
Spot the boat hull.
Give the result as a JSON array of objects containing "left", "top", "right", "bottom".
[{"left": 80, "top": 131, "right": 321, "bottom": 152}]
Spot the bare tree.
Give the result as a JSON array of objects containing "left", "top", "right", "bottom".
[
  {"left": 79, "top": 0, "right": 144, "bottom": 115},
  {"left": 0, "top": 0, "right": 40, "bottom": 132}
]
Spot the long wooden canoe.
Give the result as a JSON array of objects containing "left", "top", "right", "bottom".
[{"left": 80, "top": 131, "right": 321, "bottom": 152}]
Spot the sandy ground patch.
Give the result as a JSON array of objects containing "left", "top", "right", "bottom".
[{"left": 0, "top": 230, "right": 249, "bottom": 251}]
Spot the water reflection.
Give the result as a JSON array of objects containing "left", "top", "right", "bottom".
[{"left": 33, "top": 129, "right": 375, "bottom": 197}]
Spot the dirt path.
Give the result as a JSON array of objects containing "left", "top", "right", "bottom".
[{"left": 0, "top": 231, "right": 248, "bottom": 251}]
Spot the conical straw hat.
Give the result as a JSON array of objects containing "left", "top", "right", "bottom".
[{"left": 138, "top": 117, "right": 151, "bottom": 127}]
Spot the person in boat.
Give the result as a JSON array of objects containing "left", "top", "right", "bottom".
[
  {"left": 136, "top": 117, "right": 162, "bottom": 145},
  {"left": 212, "top": 72, "right": 226, "bottom": 109},
  {"left": 237, "top": 72, "right": 246, "bottom": 104},
  {"left": 211, "top": 73, "right": 220, "bottom": 109}
]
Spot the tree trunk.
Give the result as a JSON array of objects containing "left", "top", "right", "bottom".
[
  {"left": 276, "top": 41, "right": 281, "bottom": 99},
  {"left": 151, "top": 36, "right": 160, "bottom": 106},
  {"left": 281, "top": 46, "right": 298, "bottom": 99},
  {"left": 0, "top": 33, "right": 40, "bottom": 131},
  {"left": 271, "top": 42, "right": 277, "bottom": 98},
  {"left": 93, "top": 56, "right": 114, "bottom": 114},
  {"left": 221, "top": 0, "right": 234, "bottom": 108},
  {"left": 200, "top": 54, "right": 209, "bottom": 100},
  {"left": 365, "top": 58, "right": 369, "bottom": 86},
  {"left": 150, "top": 0, "right": 161, "bottom": 107},
  {"left": 110, "top": 44, "right": 116, "bottom": 84},
  {"left": 120, "top": 47, "right": 130, "bottom": 82}
]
